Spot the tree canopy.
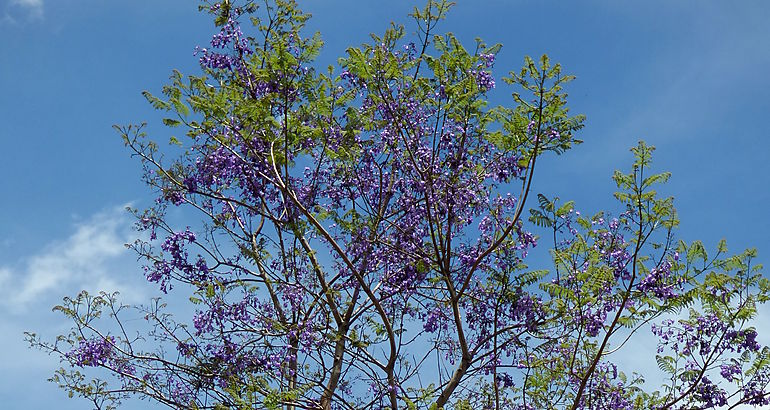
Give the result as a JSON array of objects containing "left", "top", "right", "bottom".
[{"left": 29, "top": 1, "right": 770, "bottom": 409}]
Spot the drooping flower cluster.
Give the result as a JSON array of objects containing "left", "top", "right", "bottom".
[
  {"left": 144, "top": 228, "right": 205, "bottom": 292},
  {"left": 67, "top": 337, "right": 115, "bottom": 367},
  {"left": 194, "top": 17, "right": 252, "bottom": 71},
  {"left": 652, "top": 314, "right": 762, "bottom": 358},
  {"left": 638, "top": 260, "right": 682, "bottom": 300}
]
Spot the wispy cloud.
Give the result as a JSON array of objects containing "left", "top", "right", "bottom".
[
  {"left": 12, "top": 0, "right": 42, "bottom": 12},
  {"left": 0, "top": 205, "right": 147, "bottom": 314},
  {"left": 1, "top": 0, "right": 43, "bottom": 25},
  {"left": 571, "top": 6, "right": 770, "bottom": 175},
  {"left": 0, "top": 204, "right": 156, "bottom": 407}
]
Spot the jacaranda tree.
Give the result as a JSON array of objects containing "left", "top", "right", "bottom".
[{"left": 29, "top": 1, "right": 770, "bottom": 409}]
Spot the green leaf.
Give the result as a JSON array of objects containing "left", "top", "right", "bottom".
[
  {"left": 656, "top": 355, "right": 674, "bottom": 374},
  {"left": 142, "top": 90, "right": 170, "bottom": 110},
  {"left": 162, "top": 118, "right": 182, "bottom": 127}
]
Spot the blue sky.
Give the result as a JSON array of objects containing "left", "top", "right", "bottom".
[{"left": 1, "top": 0, "right": 769, "bottom": 408}]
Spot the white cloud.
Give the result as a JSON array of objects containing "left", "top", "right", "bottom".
[
  {"left": 0, "top": 267, "right": 10, "bottom": 288},
  {"left": 1, "top": 0, "right": 43, "bottom": 25},
  {"left": 12, "top": 0, "right": 40, "bottom": 4},
  {"left": 0, "top": 205, "right": 163, "bottom": 410},
  {"left": 0, "top": 205, "right": 147, "bottom": 314},
  {"left": 12, "top": 0, "right": 42, "bottom": 9}
]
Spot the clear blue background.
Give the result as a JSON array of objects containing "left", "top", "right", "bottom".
[{"left": 1, "top": 1, "right": 768, "bottom": 408}]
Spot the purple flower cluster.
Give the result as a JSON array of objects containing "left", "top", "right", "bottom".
[
  {"left": 67, "top": 336, "right": 115, "bottom": 367},
  {"left": 573, "top": 362, "right": 634, "bottom": 410},
  {"left": 423, "top": 307, "right": 447, "bottom": 333},
  {"left": 471, "top": 69, "right": 495, "bottom": 92},
  {"left": 638, "top": 260, "right": 682, "bottom": 300},
  {"left": 145, "top": 228, "right": 206, "bottom": 292},
  {"left": 468, "top": 52, "right": 496, "bottom": 92},
  {"left": 590, "top": 215, "right": 632, "bottom": 280},
  {"left": 194, "top": 18, "right": 252, "bottom": 71},
  {"left": 719, "top": 362, "right": 741, "bottom": 382},
  {"left": 694, "top": 376, "right": 728, "bottom": 408},
  {"left": 66, "top": 336, "right": 135, "bottom": 376},
  {"left": 742, "top": 369, "right": 770, "bottom": 406},
  {"left": 652, "top": 315, "right": 762, "bottom": 358}
]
